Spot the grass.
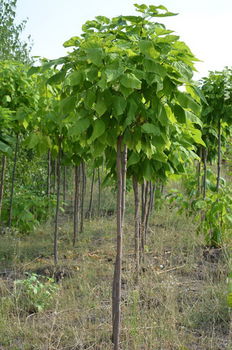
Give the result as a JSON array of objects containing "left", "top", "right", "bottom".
[{"left": 0, "top": 203, "right": 231, "bottom": 349}]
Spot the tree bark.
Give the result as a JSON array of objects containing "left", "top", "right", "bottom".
[
  {"left": 112, "top": 136, "right": 127, "bottom": 349},
  {"left": 203, "top": 148, "right": 208, "bottom": 199},
  {"left": 0, "top": 155, "right": 6, "bottom": 224},
  {"left": 216, "top": 119, "right": 221, "bottom": 192},
  {"left": 132, "top": 176, "right": 140, "bottom": 282},
  {"left": 87, "top": 168, "right": 95, "bottom": 219},
  {"left": 63, "top": 165, "right": 67, "bottom": 206},
  {"left": 73, "top": 165, "right": 80, "bottom": 246},
  {"left": 197, "top": 147, "right": 202, "bottom": 196},
  {"left": 47, "top": 150, "right": 51, "bottom": 197},
  {"left": 8, "top": 133, "right": 19, "bottom": 227},
  {"left": 54, "top": 139, "right": 61, "bottom": 265},
  {"left": 97, "top": 167, "right": 101, "bottom": 217},
  {"left": 80, "top": 161, "right": 86, "bottom": 233}
]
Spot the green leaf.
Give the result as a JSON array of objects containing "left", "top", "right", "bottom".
[
  {"left": 69, "top": 118, "right": 90, "bottom": 137},
  {"left": 0, "top": 140, "right": 12, "bottom": 156},
  {"left": 47, "top": 70, "right": 66, "bottom": 85},
  {"left": 120, "top": 73, "right": 141, "bottom": 90},
  {"left": 112, "top": 96, "right": 127, "bottom": 116},
  {"left": 141, "top": 123, "right": 161, "bottom": 136},
  {"left": 84, "top": 89, "right": 96, "bottom": 109},
  {"left": 86, "top": 48, "right": 104, "bottom": 66},
  {"left": 143, "top": 59, "right": 166, "bottom": 77},
  {"left": 65, "top": 71, "right": 83, "bottom": 86},
  {"left": 88, "top": 119, "right": 106, "bottom": 144},
  {"left": 173, "top": 104, "right": 186, "bottom": 123},
  {"left": 124, "top": 97, "right": 138, "bottom": 126},
  {"left": 63, "top": 36, "right": 80, "bottom": 47},
  {"left": 175, "top": 91, "right": 201, "bottom": 114},
  {"left": 95, "top": 95, "right": 107, "bottom": 116},
  {"left": 127, "top": 152, "right": 140, "bottom": 167},
  {"left": 60, "top": 96, "right": 76, "bottom": 114},
  {"left": 139, "top": 40, "right": 160, "bottom": 59}
]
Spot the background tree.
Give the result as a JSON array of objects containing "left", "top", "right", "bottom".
[{"left": 0, "top": 0, "right": 32, "bottom": 62}]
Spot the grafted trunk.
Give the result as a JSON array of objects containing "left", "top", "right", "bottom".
[
  {"left": 0, "top": 155, "right": 6, "bottom": 224},
  {"left": 132, "top": 176, "right": 140, "bottom": 282},
  {"left": 8, "top": 134, "right": 19, "bottom": 227},
  {"left": 73, "top": 165, "right": 80, "bottom": 246},
  {"left": 216, "top": 119, "right": 221, "bottom": 192},
  {"left": 112, "top": 136, "right": 127, "bottom": 350},
  {"left": 54, "top": 139, "right": 62, "bottom": 265}
]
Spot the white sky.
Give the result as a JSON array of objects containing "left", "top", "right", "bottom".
[{"left": 16, "top": 0, "right": 232, "bottom": 80}]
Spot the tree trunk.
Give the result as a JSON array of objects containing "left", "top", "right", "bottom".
[
  {"left": 0, "top": 155, "right": 6, "bottom": 224},
  {"left": 63, "top": 165, "right": 67, "bottom": 206},
  {"left": 47, "top": 150, "right": 51, "bottom": 197},
  {"left": 203, "top": 148, "right": 208, "bottom": 199},
  {"left": 54, "top": 139, "right": 61, "bottom": 265},
  {"left": 150, "top": 183, "right": 156, "bottom": 213},
  {"left": 144, "top": 181, "right": 152, "bottom": 240},
  {"left": 87, "top": 168, "right": 95, "bottom": 219},
  {"left": 112, "top": 136, "right": 127, "bottom": 349},
  {"left": 8, "top": 134, "right": 19, "bottom": 227},
  {"left": 97, "top": 167, "right": 101, "bottom": 217},
  {"left": 197, "top": 147, "right": 202, "bottom": 196},
  {"left": 132, "top": 176, "right": 140, "bottom": 282},
  {"left": 216, "top": 119, "right": 221, "bottom": 192},
  {"left": 80, "top": 161, "right": 86, "bottom": 233},
  {"left": 73, "top": 165, "right": 80, "bottom": 246}
]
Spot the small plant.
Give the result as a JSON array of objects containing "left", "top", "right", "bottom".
[{"left": 14, "top": 273, "right": 59, "bottom": 313}]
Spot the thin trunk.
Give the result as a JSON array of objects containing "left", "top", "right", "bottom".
[
  {"left": 132, "top": 176, "right": 140, "bottom": 282},
  {"left": 97, "top": 167, "right": 101, "bottom": 217},
  {"left": 121, "top": 145, "right": 127, "bottom": 224},
  {"left": 112, "top": 136, "right": 127, "bottom": 349},
  {"left": 141, "top": 181, "right": 149, "bottom": 247},
  {"left": 54, "top": 139, "right": 62, "bottom": 265},
  {"left": 197, "top": 147, "right": 202, "bottom": 196},
  {"left": 0, "top": 155, "right": 6, "bottom": 223},
  {"left": 144, "top": 181, "right": 152, "bottom": 240},
  {"left": 8, "top": 134, "right": 19, "bottom": 227},
  {"left": 216, "top": 119, "right": 221, "bottom": 192},
  {"left": 203, "top": 148, "right": 208, "bottom": 199},
  {"left": 73, "top": 165, "right": 80, "bottom": 246},
  {"left": 47, "top": 150, "right": 51, "bottom": 197},
  {"left": 150, "top": 183, "right": 156, "bottom": 213},
  {"left": 80, "top": 162, "right": 85, "bottom": 233},
  {"left": 63, "top": 165, "right": 67, "bottom": 206},
  {"left": 87, "top": 168, "right": 95, "bottom": 219}
]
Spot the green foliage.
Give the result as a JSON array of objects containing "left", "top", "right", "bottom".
[
  {"left": 1, "top": 191, "right": 56, "bottom": 233},
  {"left": 0, "top": 0, "right": 31, "bottom": 62},
  {"left": 14, "top": 273, "right": 59, "bottom": 313}
]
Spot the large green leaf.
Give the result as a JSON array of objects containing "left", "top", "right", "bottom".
[
  {"left": 120, "top": 73, "right": 141, "bottom": 90},
  {"left": 141, "top": 123, "right": 161, "bottom": 136},
  {"left": 139, "top": 40, "right": 160, "bottom": 59},
  {"left": 88, "top": 119, "right": 106, "bottom": 144},
  {"left": 127, "top": 152, "right": 140, "bottom": 167},
  {"left": 86, "top": 48, "right": 104, "bottom": 66},
  {"left": 95, "top": 95, "right": 107, "bottom": 116},
  {"left": 69, "top": 118, "right": 90, "bottom": 137},
  {"left": 60, "top": 96, "right": 76, "bottom": 114},
  {"left": 65, "top": 71, "right": 83, "bottom": 86},
  {"left": 175, "top": 91, "right": 201, "bottom": 114},
  {"left": 143, "top": 59, "right": 166, "bottom": 77},
  {"left": 112, "top": 96, "right": 127, "bottom": 116}
]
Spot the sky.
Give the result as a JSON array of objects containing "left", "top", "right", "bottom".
[{"left": 16, "top": 0, "right": 232, "bottom": 80}]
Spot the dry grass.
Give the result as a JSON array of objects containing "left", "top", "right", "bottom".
[{"left": 0, "top": 205, "right": 231, "bottom": 350}]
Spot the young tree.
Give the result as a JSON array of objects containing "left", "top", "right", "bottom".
[
  {"left": 39, "top": 4, "right": 204, "bottom": 348},
  {"left": 0, "top": 0, "right": 31, "bottom": 62}
]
